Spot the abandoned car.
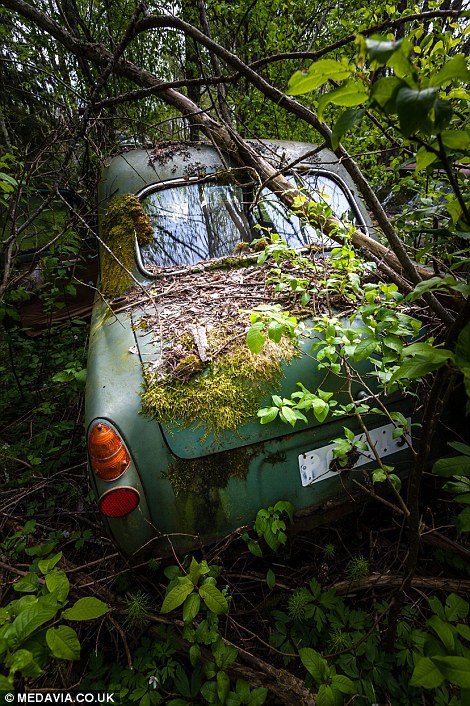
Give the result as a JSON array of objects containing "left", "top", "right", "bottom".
[{"left": 85, "top": 140, "right": 417, "bottom": 557}]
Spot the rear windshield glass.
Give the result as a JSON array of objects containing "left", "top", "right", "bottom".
[{"left": 140, "top": 172, "right": 360, "bottom": 268}]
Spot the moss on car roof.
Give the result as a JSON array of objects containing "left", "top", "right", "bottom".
[{"left": 100, "top": 194, "right": 153, "bottom": 296}]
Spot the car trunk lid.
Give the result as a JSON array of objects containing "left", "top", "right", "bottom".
[{"left": 130, "top": 260, "right": 360, "bottom": 459}]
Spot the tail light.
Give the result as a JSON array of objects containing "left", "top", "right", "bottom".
[
  {"left": 99, "top": 487, "right": 140, "bottom": 518},
  {"left": 88, "top": 422, "right": 130, "bottom": 481}
]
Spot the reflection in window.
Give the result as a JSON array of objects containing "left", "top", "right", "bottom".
[
  {"left": 141, "top": 183, "right": 252, "bottom": 268},
  {"left": 140, "top": 173, "right": 359, "bottom": 268}
]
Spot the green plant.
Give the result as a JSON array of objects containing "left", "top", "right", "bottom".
[
  {"left": 0, "top": 548, "right": 109, "bottom": 691},
  {"left": 410, "top": 593, "right": 470, "bottom": 700},
  {"left": 330, "top": 427, "right": 369, "bottom": 472},
  {"left": 252, "top": 231, "right": 296, "bottom": 266},
  {"left": 161, "top": 557, "right": 229, "bottom": 621},
  {"left": 344, "top": 556, "right": 369, "bottom": 582},
  {"left": 253, "top": 500, "right": 294, "bottom": 552},
  {"left": 299, "top": 648, "right": 357, "bottom": 705},
  {"left": 323, "top": 543, "right": 336, "bottom": 559},
  {"left": 124, "top": 591, "right": 152, "bottom": 630},
  {"left": 433, "top": 440, "right": 470, "bottom": 534},
  {"left": 245, "top": 303, "right": 299, "bottom": 355},
  {"left": 158, "top": 557, "right": 267, "bottom": 706},
  {"left": 321, "top": 232, "right": 370, "bottom": 301}
]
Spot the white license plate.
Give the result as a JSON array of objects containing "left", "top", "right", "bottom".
[{"left": 298, "top": 420, "right": 411, "bottom": 487}]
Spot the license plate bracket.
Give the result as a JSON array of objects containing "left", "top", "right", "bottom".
[{"left": 298, "top": 420, "right": 411, "bottom": 487}]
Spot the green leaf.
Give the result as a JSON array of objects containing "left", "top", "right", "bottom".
[
  {"left": 62, "top": 597, "right": 109, "bottom": 621},
  {"left": 279, "top": 405, "right": 297, "bottom": 426},
  {"left": 246, "top": 323, "right": 266, "bottom": 354},
  {"left": 189, "top": 557, "right": 201, "bottom": 586},
  {"left": 331, "top": 674, "right": 356, "bottom": 694},
  {"left": 174, "top": 664, "right": 191, "bottom": 698},
  {"left": 403, "top": 343, "right": 452, "bottom": 360},
  {"left": 431, "top": 656, "right": 470, "bottom": 687},
  {"left": 448, "top": 442, "right": 470, "bottom": 457},
  {"left": 353, "top": 337, "right": 378, "bottom": 361},
  {"left": 201, "top": 680, "right": 217, "bottom": 703},
  {"left": 372, "top": 469, "right": 387, "bottom": 483},
  {"left": 236, "top": 679, "right": 250, "bottom": 702},
  {"left": 331, "top": 108, "right": 366, "bottom": 149},
  {"left": 389, "top": 474, "right": 401, "bottom": 491},
  {"left": 387, "top": 42, "right": 414, "bottom": 79},
  {"left": 247, "top": 539, "right": 263, "bottom": 557},
  {"left": 217, "top": 670, "right": 230, "bottom": 703},
  {"left": 365, "top": 37, "right": 404, "bottom": 64},
  {"left": 0, "top": 172, "right": 18, "bottom": 188},
  {"left": 406, "top": 276, "right": 459, "bottom": 301},
  {"left": 318, "top": 80, "right": 367, "bottom": 120},
  {"left": 37, "top": 552, "right": 63, "bottom": 575},
  {"left": 183, "top": 592, "right": 201, "bottom": 623},
  {"left": 161, "top": 583, "right": 194, "bottom": 614},
  {"left": 370, "top": 76, "right": 402, "bottom": 113},
  {"left": 213, "top": 638, "right": 238, "bottom": 669},
  {"left": 429, "top": 595, "right": 446, "bottom": 620},
  {"left": 7, "top": 649, "right": 42, "bottom": 678},
  {"left": 247, "top": 688, "right": 268, "bottom": 706},
  {"left": 390, "top": 352, "right": 451, "bottom": 384},
  {"left": 440, "top": 130, "right": 470, "bottom": 151},
  {"left": 456, "top": 507, "right": 470, "bottom": 533},
  {"left": 46, "top": 625, "right": 80, "bottom": 661},
  {"left": 416, "top": 146, "right": 438, "bottom": 173},
  {"left": 9, "top": 594, "right": 58, "bottom": 644},
  {"left": 316, "top": 684, "right": 336, "bottom": 706},
  {"left": 199, "top": 584, "right": 229, "bottom": 615},
  {"left": 456, "top": 324, "right": 470, "bottom": 368},
  {"left": 433, "top": 455, "right": 470, "bottom": 478},
  {"left": 287, "top": 60, "right": 352, "bottom": 96},
  {"left": 13, "top": 573, "right": 40, "bottom": 594},
  {"left": 427, "top": 615, "right": 455, "bottom": 652},
  {"left": 266, "top": 569, "right": 276, "bottom": 590},
  {"left": 45, "top": 570, "right": 70, "bottom": 605},
  {"left": 445, "top": 593, "right": 469, "bottom": 621},
  {"left": 164, "top": 565, "right": 181, "bottom": 581},
  {"left": 443, "top": 479, "right": 470, "bottom": 494},
  {"left": 274, "top": 500, "right": 294, "bottom": 523},
  {"left": 311, "top": 398, "right": 329, "bottom": 423},
  {"left": 190, "top": 644, "right": 201, "bottom": 667},
  {"left": 410, "top": 656, "right": 444, "bottom": 688},
  {"left": 257, "top": 406, "right": 279, "bottom": 424},
  {"left": 396, "top": 86, "right": 438, "bottom": 136},
  {"left": 456, "top": 623, "right": 470, "bottom": 641},
  {"left": 429, "top": 54, "right": 470, "bottom": 88},
  {"left": 299, "top": 647, "right": 329, "bottom": 682},
  {"left": 267, "top": 321, "right": 283, "bottom": 343}
]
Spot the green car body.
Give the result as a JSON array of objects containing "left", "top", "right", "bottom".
[{"left": 85, "top": 141, "right": 414, "bottom": 557}]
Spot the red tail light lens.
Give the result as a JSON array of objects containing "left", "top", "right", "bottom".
[
  {"left": 99, "top": 487, "right": 140, "bottom": 518},
  {"left": 88, "top": 422, "right": 130, "bottom": 481}
]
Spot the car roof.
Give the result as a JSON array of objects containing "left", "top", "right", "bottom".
[{"left": 98, "top": 140, "right": 368, "bottom": 221}]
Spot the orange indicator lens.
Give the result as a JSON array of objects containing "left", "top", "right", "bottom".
[{"left": 88, "top": 422, "right": 130, "bottom": 480}]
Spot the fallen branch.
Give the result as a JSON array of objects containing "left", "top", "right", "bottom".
[{"left": 333, "top": 573, "right": 470, "bottom": 596}]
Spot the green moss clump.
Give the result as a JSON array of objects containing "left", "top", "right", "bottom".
[
  {"left": 205, "top": 255, "right": 257, "bottom": 270},
  {"left": 141, "top": 336, "right": 295, "bottom": 435},
  {"left": 174, "top": 354, "right": 204, "bottom": 381},
  {"left": 100, "top": 194, "right": 153, "bottom": 297}
]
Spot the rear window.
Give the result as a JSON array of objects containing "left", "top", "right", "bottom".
[{"left": 140, "top": 172, "right": 362, "bottom": 268}]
